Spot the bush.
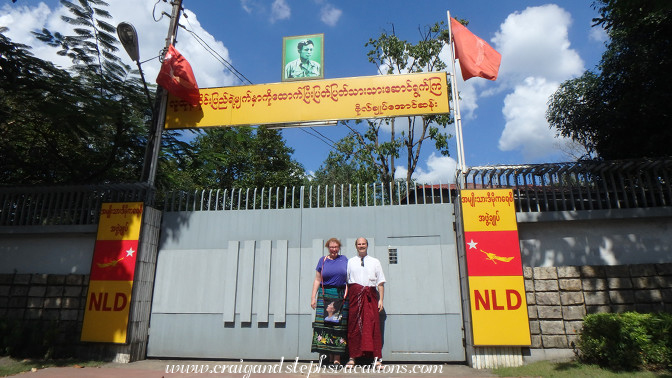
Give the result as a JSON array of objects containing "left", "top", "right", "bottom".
[{"left": 576, "top": 312, "right": 672, "bottom": 371}]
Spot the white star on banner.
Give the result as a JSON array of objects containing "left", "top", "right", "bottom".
[
  {"left": 126, "top": 248, "right": 135, "bottom": 257},
  {"left": 467, "top": 239, "right": 478, "bottom": 249}
]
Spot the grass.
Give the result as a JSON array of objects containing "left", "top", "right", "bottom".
[
  {"left": 493, "top": 360, "right": 672, "bottom": 378},
  {"left": 0, "top": 357, "right": 105, "bottom": 377}
]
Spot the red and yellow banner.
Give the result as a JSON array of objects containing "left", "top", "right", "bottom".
[
  {"left": 468, "top": 276, "right": 530, "bottom": 345},
  {"left": 81, "top": 202, "right": 143, "bottom": 343},
  {"left": 164, "top": 72, "right": 450, "bottom": 129},
  {"left": 461, "top": 189, "right": 530, "bottom": 346}
]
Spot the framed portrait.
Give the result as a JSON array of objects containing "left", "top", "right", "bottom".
[{"left": 282, "top": 33, "right": 324, "bottom": 82}]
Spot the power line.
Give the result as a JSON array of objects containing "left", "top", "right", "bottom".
[
  {"left": 309, "top": 127, "right": 337, "bottom": 145},
  {"left": 177, "top": 12, "right": 337, "bottom": 150},
  {"left": 180, "top": 19, "right": 252, "bottom": 85}
]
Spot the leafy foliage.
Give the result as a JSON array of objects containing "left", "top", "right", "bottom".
[
  {"left": 0, "top": 1, "right": 150, "bottom": 185},
  {"left": 546, "top": 0, "right": 672, "bottom": 160},
  {"left": 170, "top": 126, "right": 305, "bottom": 190},
  {"left": 577, "top": 312, "right": 672, "bottom": 371},
  {"left": 333, "top": 22, "right": 453, "bottom": 184},
  {"left": 2, "top": 0, "right": 304, "bottom": 190},
  {"left": 311, "top": 132, "right": 378, "bottom": 185}
]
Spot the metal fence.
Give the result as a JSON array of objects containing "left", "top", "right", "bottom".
[
  {"left": 163, "top": 181, "right": 455, "bottom": 212},
  {"left": 2, "top": 159, "right": 671, "bottom": 224},
  {"left": 0, "top": 183, "right": 151, "bottom": 226},
  {"left": 463, "top": 158, "right": 672, "bottom": 212}
]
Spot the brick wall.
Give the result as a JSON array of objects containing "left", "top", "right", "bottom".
[
  {"left": 3, "top": 263, "right": 671, "bottom": 359},
  {"left": 0, "top": 273, "right": 88, "bottom": 357},
  {"left": 525, "top": 263, "right": 672, "bottom": 351}
]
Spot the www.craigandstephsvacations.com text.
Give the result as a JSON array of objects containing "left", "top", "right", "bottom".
[{"left": 164, "top": 356, "right": 444, "bottom": 376}]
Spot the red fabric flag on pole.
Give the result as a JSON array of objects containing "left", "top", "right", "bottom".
[
  {"left": 450, "top": 17, "right": 501, "bottom": 81},
  {"left": 156, "top": 44, "right": 200, "bottom": 106}
]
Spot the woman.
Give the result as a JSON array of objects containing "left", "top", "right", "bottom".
[{"left": 310, "top": 238, "right": 349, "bottom": 366}]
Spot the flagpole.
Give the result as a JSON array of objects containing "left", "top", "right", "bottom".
[
  {"left": 446, "top": 11, "right": 467, "bottom": 184},
  {"left": 141, "top": 0, "right": 184, "bottom": 187}
]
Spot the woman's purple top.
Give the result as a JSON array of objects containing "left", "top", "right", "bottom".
[{"left": 315, "top": 254, "right": 348, "bottom": 287}]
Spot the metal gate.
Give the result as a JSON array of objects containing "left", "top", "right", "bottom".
[{"left": 147, "top": 186, "right": 464, "bottom": 361}]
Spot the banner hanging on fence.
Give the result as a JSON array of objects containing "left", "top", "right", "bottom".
[
  {"left": 164, "top": 72, "right": 450, "bottom": 129},
  {"left": 461, "top": 189, "right": 531, "bottom": 346},
  {"left": 81, "top": 202, "right": 143, "bottom": 343}
]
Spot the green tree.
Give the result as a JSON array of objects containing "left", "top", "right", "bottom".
[
  {"left": 340, "top": 22, "right": 453, "bottom": 183},
  {"left": 546, "top": 0, "right": 672, "bottom": 160},
  {"left": 0, "top": 0, "right": 152, "bottom": 185},
  {"left": 311, "top": 132, "right": 378, "bottom": 185},
  {"left": 174, "top": 126, "right": 305, "bottom": 189},
  {"left": 2, "top": 0, "right": 305, "bottom": 190}
]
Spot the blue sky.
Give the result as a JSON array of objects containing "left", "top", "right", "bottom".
[{"left": 1, "top": 0, "right": 607, "bottom": 183}]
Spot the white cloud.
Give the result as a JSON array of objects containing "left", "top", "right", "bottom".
[
  {"left": 240, "top": 0, "right": 254, "bottom": 13},
  {"left": 589, "top": 25, "right": 608, "bottom": 43},
  {"left": 270, "top": 0, "right": 291, "bottom": 23},
  {"left": 396, "top": 153, "right": 457, "bottom": 184},
  {"left": 0, "top": 1, "right": 237, "bottom": 88},
  {"left": 493, "top": 4, "right": 584, "bottom": 84},
  {"left": 320, "top": 4, "right": 342, "bottom": 26},
  {"left": 490, "top": 4, "right": 585, "bottom": 162},
  {"left": 498, "top": 77, "right": 572, "bottom": 160},
  {"left": 0, "top": 2, "right": 72, "bottom": 69}
]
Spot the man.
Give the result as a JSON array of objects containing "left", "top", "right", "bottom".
[
  {"left": 346, "top": 237, "right": 385, "bottom": 367},
  {"left": 284, "top": 39, "right": 321, "bottom": 79}
]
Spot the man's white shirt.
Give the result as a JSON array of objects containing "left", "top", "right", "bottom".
[{"left": 347, "top": 254, "right": 386, "bottom": 287}]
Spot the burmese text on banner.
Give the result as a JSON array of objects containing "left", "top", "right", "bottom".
[{"left": 164, "top": 72, "right": 449, "bottom": 129}]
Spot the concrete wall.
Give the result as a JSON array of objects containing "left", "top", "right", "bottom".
[
  {"left": 0, "top": 226, "right": 97, "bottom": 275},
  {"left": 518, "top": 208, "right": 672, "bottom": 267}
]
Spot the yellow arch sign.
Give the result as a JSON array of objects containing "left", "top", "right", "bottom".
[{"left": 164, "top": 72, "right": 449, "bottom": 129}]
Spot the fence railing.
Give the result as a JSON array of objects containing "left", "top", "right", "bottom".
[
  {"left": 163, "top": 181, "right": 455, "bottom": 212},
  {"left": 0, "top": 183, "right": 151, "bottom": 226},
  {"left": 463, "top": 158, "right": 672, "bottom": 213},
  {"left": 2, "top": 158, "right": 671, "bottom": 225}
]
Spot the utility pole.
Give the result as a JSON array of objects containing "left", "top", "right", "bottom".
[{"left": 141, "top": 0, "right": 184, "bottom": 188}]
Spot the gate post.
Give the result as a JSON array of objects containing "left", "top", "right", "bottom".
[{"left": 124, "top": 205, "right": 162, "bottom": 361}]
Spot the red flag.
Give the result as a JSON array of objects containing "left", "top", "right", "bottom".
[
  {"left": 156, "top": 44, "right": 200, "bottom": 106},
  {"left": 450, "top": 17, "right": 501, "bottom": 81}
]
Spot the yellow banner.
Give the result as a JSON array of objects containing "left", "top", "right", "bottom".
[
  {"left": 81, "top": 280, "right": 133, "bottom": 343},
  {"left": 96, "top": 202, "right": 144, "bottom": 240},
  {"left": 461, "top": 189, "right": 517, "bottom": 232},
  {"left": 468, "top": 276, "right": 531, "bottom": 346},
  {"left": 164, "top": 72, "right": 450, "bottom": 129}
]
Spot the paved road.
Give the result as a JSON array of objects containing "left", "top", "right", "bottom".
[{"left": 15, "top": 359, "right": 498, "bottom": 377}]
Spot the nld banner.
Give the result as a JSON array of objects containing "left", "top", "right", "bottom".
[
  {"left": 461, "top": 189, "right": 531, "bottom": 346},
  {"left": 81, "top": 202, "right": 143, "bottom": 343}
]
